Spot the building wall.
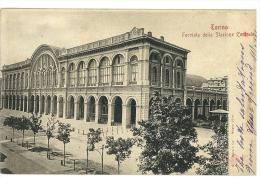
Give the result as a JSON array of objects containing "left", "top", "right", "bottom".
[{"left": 1, "top": 28, "right": 228, "bottom": 127}]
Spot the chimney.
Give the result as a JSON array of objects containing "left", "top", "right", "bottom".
[
  {"left": 148, "top": 31, "right": 152, "bottom": 37},
  {"left": 160, "top": 36, "right": 164, "bottom": 41}
]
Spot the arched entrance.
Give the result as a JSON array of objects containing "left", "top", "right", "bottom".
[
  {"left": 9, "top": 95, "right": 12, "bottom": 109},
  {"left": 98, "top": 96, "right": 108, "bottom": 124},
  {"left": 210, "top": 99, "right": 215, "bottom": 111},
  {"left": 223, "top": 100, "right": 227, "bottom": 110},
  {"left": 24, "top": 96, "right": 27, "bottom": 112},
  {"left": 58, "top": 97, "right": 64, "bottom": 118},
  {"left": 78, "top": 96, "right": 84, "bottom": 120},
  {"left": 35, "top": 95, "right": 40, "bottom": 114},
  {"left": 87, "top": 96, "right": 95, "bottom": 122},
  {"left": 20, "top": 96, "right": 23, "bottom": 111},
  {"left": 217, "top": 100, "right": 221, "bottom": 109},
  {"left": 113, "top": 96, "right": 122, "bottom": 124},
  {"left": 41, "top": 96, "right": 45, "bottom": 114},
  {"left": 126, "top": 98, "right": 137, "bottom": 128},
  {"left": 202, "top": 99, "right": 209, "bottom": 118},
  {"left": 16, "top": 95, "right": 20, "bottom": 110},
  {"left": 30, "top": 95, "right": 34, "bottom": 113},
  {"left": 46, "top": 96, "right": 51, "bottom": 115},
  {"left": 5, "top": 95, "right": 8, "bottom": 108},
  {"left": 175, "top": 98, "right": 181, "bottom": 104},
  {"left": 194, "top": 99, "right": 200, "bottom": 120},
  {"left": 53, "top": 95, "right": 57, "bottom": 116},
  {"left": 12, "top": 95, "right": 16, "bottom": 110},
  {"left": 186, "top": 98, "right": 193, "bottom": 116},
  {"left": 67, "top": 96, "right": 75, "bottom": 119}
]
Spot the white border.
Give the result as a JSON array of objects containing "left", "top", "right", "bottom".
[{"left": 0, "top": 1, "right": 259, "bottom": 178}]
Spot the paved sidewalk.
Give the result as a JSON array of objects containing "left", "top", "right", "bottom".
[{"left": 1, "top": 141, "right": 71, "bottom": 174}]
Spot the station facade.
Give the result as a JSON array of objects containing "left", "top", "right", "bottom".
[{"left": 0, "top": 27, "right": 228, "bottom": 128}]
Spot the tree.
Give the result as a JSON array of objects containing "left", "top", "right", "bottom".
[
  {"left": 30, "top": 114, "right": 42, "bottom": 144},
  {"left": 16, "top": 116, "right": 31, "bottom": 146},
  {"left": 86, "top": 128, "right": 102, "bottom": 170},
  {"left": 3, "top": 116, "right": 19, "bottom": 141},
  {"left": 56, "top": 122, "right": 73, "bottom": 166},
  {"left": 196, "top": 115, "right": 228, "bottom": 175},
  {"left": 46, "top": 116, "right": 59, "bottom": 158},
  {"left": 105, "top": 136, "right": 135, "bottom": 174},
  {"left": 132, "top": 92, "right": 199, "bottom": 175}
]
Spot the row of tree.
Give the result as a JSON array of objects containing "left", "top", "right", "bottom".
[{"left": 3, "top": 114, "right": 42, "bottom": 145}]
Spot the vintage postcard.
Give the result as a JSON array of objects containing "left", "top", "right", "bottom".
[{"left": 0, "top": 9, "right": 257, "bottom": 175}]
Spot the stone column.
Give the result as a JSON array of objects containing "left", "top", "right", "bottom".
[
  {"left": 40, "top": 96, "right": 43, "bottom": 115},
  {"left": 109, "top": 66, "right": 113, "bottom": 86},
  {"left": 27, "top": 97, "right": 30, "bottom": 113},
  {"left": 192, "top": 104, "right": 195, "bottom": 121},
  {"left": 50, "top": 97, "right": 53, "bottom": 115},
  {"left": 107, "top": 103, "right": 113, "bottom": 126},
  {"left": 122, "top": 104, "right": 127, "bottom": 128},
  {"left": 74, "top": 101, "right": 78, "bottom": 120},
  {"left": 57, "top": 99, "right": 60, "bottom": 118},
  {"left": 84, "top": 101, "right": 88, "bottom": 122},
  {"left": 95, "top": 103, "right": 99, "bottom": 123},
  {"left": 45, "top": 99, "right": 48, "bottom": 115},
  {"left": 33, "top": 97, "right": 36, "bottom": 114},
  {"left": 63, "top": 99, "right": 66, "bottom": 119}
]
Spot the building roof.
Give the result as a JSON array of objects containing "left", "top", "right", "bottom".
[{"left": 2, "top": 27, "right": 190, "bottom": 71}]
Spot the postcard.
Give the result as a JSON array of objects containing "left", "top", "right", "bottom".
[{"left": 0, "top": 9, "right": 256, "bottom": 175}]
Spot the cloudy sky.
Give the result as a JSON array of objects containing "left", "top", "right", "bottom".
[{"left": 0, "top": 9, "right": 256, "bottom": 79}]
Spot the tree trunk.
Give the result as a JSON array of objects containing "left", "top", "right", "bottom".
[
  {"left": 12, "top": 128, "right": 15, "bottom": 142},
  {"left": 86, "top": 147, "right": 89, "bottom": 169},
  {"left": 33, "top": 133, "right": 36, "bottom": 144},
  {"left": 47, "top": 138, "right": 50, "bottom": 159},
  {"left": 117, "top": 159, "right": 120, "bottom": 174},
  {"left": 64, "top": 143, "right": 66, "bottom": 166},
  {"left": 22, "top": 130, "right": 25, "bottom": 146}
]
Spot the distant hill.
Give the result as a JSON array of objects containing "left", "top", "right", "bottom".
[{"left": 186, "top": 74, "right": 207, "bottom": 87}]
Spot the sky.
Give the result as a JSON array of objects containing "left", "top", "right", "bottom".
[{"left": 0, "top": 9, "right": 256, "bottom": 79}]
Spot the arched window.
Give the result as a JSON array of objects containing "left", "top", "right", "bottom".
[
  {"left": 150, "top": 51, "right": 161, "bottom": 86},
  {"left": 130, "top": 55, "right": 138, "bottom": 84},
  {"left": 61, "top": 67, "right": 66, "bottom": 87},
  {"left": 42, "top": 71, "right": 46, "bottom": 87},
  {"left": 68, "top": 63, "right": 75, "bottom": 87},
  {"left": 17, "top": 74, "right": 20, "bottom": 89},
  {"left": 31, "top": 54, "right": 57, "bottom": 89},
  {"left": 21, "top": 73, "right": 24, "bottom": 89},
  {"left": 176, "top": 71, "right": 181, "bottom": 88},
  {"left": 99, "top": 57, "right": 110, "bottom": 85},
  {"left": 36, "top": 72, "right": 40, "bottom": 88},
  {"left": 25, "top": 73, "right": 28, "bottom": 88},
  {"left": 175, "top": 59, "right": 184, "bottom": 89},
  {"left": 163, "top": 55, "right": 172, "bottom": 87},
  {"left": 53, "top": 69, "right": 57, "bottom": 87},
  {"left": 9, "top": 75, "right": 12, "bottom": 89},
  {"left": 88, "top": 59, "right": 97, "bottom": 86},
  {"left": 5, "top": 75, "right": 8, "bottom": 89},
  {"left": 13, "top": 74, "right": 16, "bottom": 89},
  {"left": 47, "top": 69, "right": 52, "bottom": 87},
  {"left": 165, "top": 69, "right": 170, "bottom": 87},
  {"left": 152, "top": 67, "right": 157, "bottom": 83},
  {"left": 112, "top": 54, "right": 124, "bottom": 85},
  {"left": 77, "top": 62, "right": 85, "bottom": 86}
]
